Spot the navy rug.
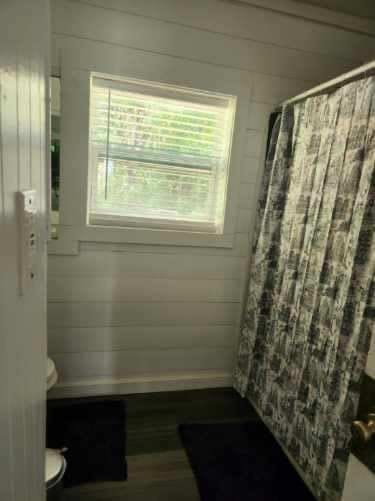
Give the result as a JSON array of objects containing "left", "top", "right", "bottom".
[
  {"left": 179, "top": 421, "right": 315, "bottom": 501},
  {"left": 47, "top": 399, "right": 127, "bottom": 487}
]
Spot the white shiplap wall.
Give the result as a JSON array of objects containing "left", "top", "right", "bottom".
[
  {"left": 0, "top": 0, "right": 49, "bottom": 499},
  {"left": 48, "top": 0, "right": 375, "bottom": 398}
]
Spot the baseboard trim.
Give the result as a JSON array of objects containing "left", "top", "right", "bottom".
[{"left": 48, "top": 371, "right": 233, "bottom": 399}]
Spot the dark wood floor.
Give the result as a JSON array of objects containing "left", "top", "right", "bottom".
[{"left": 55, "top": 387, "right": 257, "bottom": 501}]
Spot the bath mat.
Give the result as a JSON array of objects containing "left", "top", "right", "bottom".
[
  {"left": 47, "top": 399, "right": 127, "bottom": 487},
  {"left": 179, "top": 421, "right": 315, "bottom": 501}
]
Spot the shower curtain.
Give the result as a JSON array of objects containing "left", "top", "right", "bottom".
[{"left": 235, "top": 76, "right": 375, "bottom": 501}]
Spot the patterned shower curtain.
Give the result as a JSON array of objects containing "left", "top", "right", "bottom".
[{"left": 234, "top": 76, "right": 375, "bottom": 501}]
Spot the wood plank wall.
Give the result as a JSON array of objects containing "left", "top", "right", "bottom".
[
  {"left": 48, "top": 0, "right": 375, "bottom": 397},
  {"left": 0, "top": 1, "right": 49, "bottom": 499}
]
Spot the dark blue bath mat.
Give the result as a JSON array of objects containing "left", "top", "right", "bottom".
[
  {"left": 179, "top": 421, "right": 315, "bottom": 501},
  {"left": 47, "top": 399, "right": 127, "bottom": 487}
]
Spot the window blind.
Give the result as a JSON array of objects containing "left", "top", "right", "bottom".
[{"left": 89, "top": 75, "right": 236, "bottom": 233}]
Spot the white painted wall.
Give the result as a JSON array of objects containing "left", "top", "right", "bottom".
[
  {"left": 48, "top": 0, "right": 375, "bottom": 398},
  {"left": 0, "top": 1, "right": 49, "bottom": 500}
]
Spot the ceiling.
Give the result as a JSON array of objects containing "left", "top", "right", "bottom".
[{"left": 292, "top": 0, "right": 375, "bottom": 20}]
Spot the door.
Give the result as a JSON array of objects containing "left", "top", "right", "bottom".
[
  {"left": 342, "top": 455, "right": 374, "bottom": 501},
  {"left": 0, "top": 1, "right": 49, "bottom": 500}
]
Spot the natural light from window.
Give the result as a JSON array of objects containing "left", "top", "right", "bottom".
[{"left": 89, "top": 75, "right": 236, "bottom": 233}]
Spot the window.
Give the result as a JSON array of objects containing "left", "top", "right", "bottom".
[{"left": 89, "top": 75, "right": 236, "bottom": 234}]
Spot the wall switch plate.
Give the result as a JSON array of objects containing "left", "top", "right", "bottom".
[{"left": 17, "top": 190, "right": 37, "bottom": 295}]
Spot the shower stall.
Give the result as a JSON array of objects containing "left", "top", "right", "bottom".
[{"left": 235, "top": 61, "right": 375, "bottom": 501}]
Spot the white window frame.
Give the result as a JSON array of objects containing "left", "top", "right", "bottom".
[
  {"left": 89, "top": 74, "right": 237, "bottom": 235},
  {"left": 48, "top": 46, "right": 251, "bottom": 254}
]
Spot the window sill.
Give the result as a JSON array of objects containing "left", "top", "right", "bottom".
[
  {"left": 47, "top": 224, "right": 235, "bottom": 255},
  {"left": 89, "top": 214, "right": 220, "bottom": 234}
]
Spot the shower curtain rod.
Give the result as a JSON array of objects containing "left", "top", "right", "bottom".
[{"left": 275, "top": 59, "right": 375, "bottom": 111}]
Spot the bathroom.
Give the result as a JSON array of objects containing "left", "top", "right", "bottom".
[{"left": 0, "top": 1, "right": 374, "bottom": 500}]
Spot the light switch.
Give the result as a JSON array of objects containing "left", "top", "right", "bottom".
[{"left": 17, "top": 190, "right": 37, "bottom": 295}]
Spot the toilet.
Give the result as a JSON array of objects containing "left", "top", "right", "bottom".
[
  {"left": 47, "top": 357, "right": 58, "bottom": 391},
  {"left": 46, "top": 358, "right": 66, "bottom": 500},
  {"left": 45, "top": 448, "right": 66, "bottom": 501}
]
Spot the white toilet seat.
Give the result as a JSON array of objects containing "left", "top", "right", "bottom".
[
  {"left": 47, "top": 357, "right": 58, "bottom": 391},
  {"left": 45, "top": 449, "right": 66, "bottom": 489},
  {"left": 46, "top": 359, "right": 65, "bottom": 497}
]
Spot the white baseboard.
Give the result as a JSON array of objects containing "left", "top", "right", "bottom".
[{"left": 48, "top": 371, "right": 233, "bottom": 399}]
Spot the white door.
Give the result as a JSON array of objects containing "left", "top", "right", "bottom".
[
  {"left": 342, "top": 346, "right": 375, "bottom": 501},
  {"left": 0, "top": 1, "right": 49, "bottom": 500},
  {"left": 342, "top": 455, "right": 374, "bottom": 501}
]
